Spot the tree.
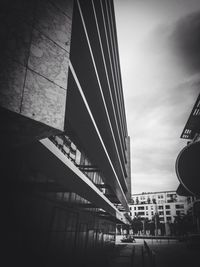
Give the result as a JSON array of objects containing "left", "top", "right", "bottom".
[
  {"left": 142, "top": 217, "right": 150, "bottom": 235},
  {"left": 131, "top": 215, "right": 143, "bottom": 235},
  {"left": 152, "top": 212, "right": 160, "bottom": 236},
  {"left": 149, "top": 220, "right": 155, "bottom": 236},
  {"left": 173, "top": 213, "right": 193, "bottom": 237}
]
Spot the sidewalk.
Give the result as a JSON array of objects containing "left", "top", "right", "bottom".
[
  {"left": 108, "top": 237, "right": 199, "bottom": 267},
  {"left": 146, "top": 239, "right": 199, "bottom": 267},
  {"left": 108, "top": 239, "right": 144, "bottom": 267},
  {"left": 108, "top": 244, "right": 134, "bottom": 267}
]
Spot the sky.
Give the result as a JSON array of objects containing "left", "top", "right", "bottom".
[{"left": 114, "top": 0, "right": 200, "bottom": 194}]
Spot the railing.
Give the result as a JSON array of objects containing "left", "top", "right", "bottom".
[{"left": 132, "top": 235, "right": 179, "bottom": 244}]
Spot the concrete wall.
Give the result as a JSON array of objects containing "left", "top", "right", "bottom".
[{"left": 0, "top": 0, "right": 73, "bottom": 145}]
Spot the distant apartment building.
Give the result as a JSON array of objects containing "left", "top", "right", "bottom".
[{"left": 129, "top": 191, "right": 191, "bottom": 223}]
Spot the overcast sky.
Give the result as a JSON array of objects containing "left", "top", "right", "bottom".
[{"left": 114, "top": 0, "right": 200, "bottom": 194}]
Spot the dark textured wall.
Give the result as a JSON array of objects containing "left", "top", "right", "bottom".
[{"left": 6, "top": 182, "right": 115, "bottom": 267}]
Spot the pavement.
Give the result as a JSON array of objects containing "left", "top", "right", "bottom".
[
  {"left": 107, "top": 237, "right": 143, "bottom": 267},
  {"left": 107, "top": 236, "right": 200, "bottom": 267},
  {"left": 108, "top": 243, "right": 134, "bottom": 267}
]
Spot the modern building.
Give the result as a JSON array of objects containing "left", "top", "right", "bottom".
[
  {"left": 129, "top": 191, "right": 191, "bottom": 224},
  {"left": 176, "top": 93, "right": 200, "bottom": 197},
  {"left": 176, "top": 93, "right": 200, "bottom": 233},
  {"left": 0, "top": 0, "right": 131, "bottom": 266}
]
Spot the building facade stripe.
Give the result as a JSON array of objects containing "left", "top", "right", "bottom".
[
  {"left": 100, "top": 0, "right": 126, "bottom": 153},
  {"left": 77, "top": 0, "right": 128, "bottom": 184},
  {"left": 69, "top": 60, "right": 129, "bottom": 211},
  {"left": 91, "top": 0, "right": 127, "bottom": 173}
]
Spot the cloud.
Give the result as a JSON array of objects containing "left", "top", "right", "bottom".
[
  {"left": 171, "top": 11, "right": 200, "bottom": 73},
  {"left": 115, "top": 0, "right": 200, "bottom": 194},
  {"left": 131, "top": 172, "right": 179, "bottom": 193},
  {"left": 129, "top": 77, "right": 200, "bottom": 193}
]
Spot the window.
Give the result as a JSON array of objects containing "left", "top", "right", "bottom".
[
  {"left": 146, "top": 206, "right": 148, "bottom": 210},
  {"left": 138, "top": 206, "right": 144, "bottom": 210},
  {"left": 167, "top": 194, "right": 177, "bottom": 203},
  {"left": 158, "top": 205, "right": 163, "bottom": 210},
  {"left": 138, "top": 212, "right": 145, "bottom": 216},
  {"left": 175, "top": 204, "right": 184, "bottom": 209},
  {"left": 130, "top": 207, "right": 132, "bottom": 210},
  {"left": 159, "top": 211, "right": 164, "bottom": 215},
  {"left": 134, "top": 207, "right": 136, "bottom": 210},
  {"left": 165, "top": 205, "right": 170, "bottom": 209},
  {"left": 166, "top": 216, "right": 171, "bottom": 221},
  {"left": 64, "top": 192, "right": 70, "bottom": 201},
  {"left": 166, "top": 211, "right": 171, "bottom": 215}
]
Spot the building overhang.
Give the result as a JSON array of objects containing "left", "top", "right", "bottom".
[
  {"left": 65, "top": 66, "right": 129, "bottom": 212},
  {"left": 20, "top": 138, "right": 129, "bottom": 225}
]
